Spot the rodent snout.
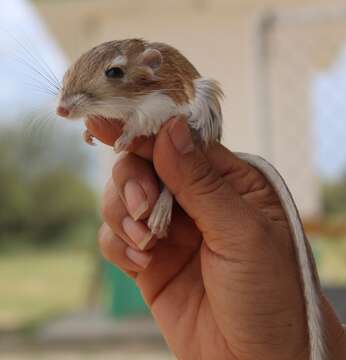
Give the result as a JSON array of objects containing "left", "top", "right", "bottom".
[{"left": 56, "top": 105, "right": 70, "bottom": 118}]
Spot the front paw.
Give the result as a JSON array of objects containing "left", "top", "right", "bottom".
[{"left": 83, "top": 129, "right": 96, "bottom": 146}]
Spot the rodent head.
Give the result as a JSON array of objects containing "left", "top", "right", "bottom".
[{"left": 56, "top": 39, "right": 167, "bottom": 120}]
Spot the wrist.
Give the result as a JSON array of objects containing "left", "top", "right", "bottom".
[
  {"left": 296, "top": 295, "right": 346, "bottom": 360},
  {"left": 333, "top": 326, "right": 346, "bottom": 360},
  {"left": 321, "top": 295, "right": 346, "bottom": 360}
]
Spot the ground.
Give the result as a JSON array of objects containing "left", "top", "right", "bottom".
[
  {"left": 1, "top": 349, "right": 173, "bottom": 360},
  {"left": 1, "top": 239, "right": 345, "bottom": 329},
  {"left": 0, "top": 249, "right": 91, "bottom": 330}
]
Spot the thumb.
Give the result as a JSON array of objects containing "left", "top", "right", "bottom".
[{"left": 153, "top": 118, "right": 261, "bottom": 246}]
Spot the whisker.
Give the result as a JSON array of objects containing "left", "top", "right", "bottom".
[
  {"left": 23, "top": 73, "right": 60, "bottom": 96},
  {"left": 17, "top": 30, "right": 62, "bottom": 88},
  {"left": 1, "top": 28, "right": 62, "bottom": 95},
  {"left": 6, "top": 30, "right": 62, "bottom": 90},
  {"left": 13, "top": 55, "right": 60, "bottom": 92},
  {"left": 19, "top": 100, "right": 57, "bottom": 131},
  {"left": 23, "top": 110, "right": 57, "bottom": 143},
  {"left": 73, "top": 96, "right": 89, "bottom": 108},
  {"left": 24, "top": 82, "right": 58, "bottom": 97}
]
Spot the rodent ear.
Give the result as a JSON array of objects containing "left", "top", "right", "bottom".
[{"left": 138, "top": 48, "right": 162, "bottom": 72}]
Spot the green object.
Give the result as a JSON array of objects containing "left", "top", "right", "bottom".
[
  {"left": 103, "top": 260, "right": 150, "bottom": 317},
  {"left": 312, "top": 243, "right": 320, "bottom": 266}
]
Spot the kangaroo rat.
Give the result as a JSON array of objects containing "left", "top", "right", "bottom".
[{"left": 56, "top": 38, "right": 325, "bottom": 360}]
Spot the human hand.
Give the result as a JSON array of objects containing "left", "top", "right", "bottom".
[{"left": 90, "top": 117, "right": 345, "bottom": 360}]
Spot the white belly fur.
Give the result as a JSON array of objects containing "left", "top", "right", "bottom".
[{"left": 126, "top": 77, "right": 223, "bottom": 144}]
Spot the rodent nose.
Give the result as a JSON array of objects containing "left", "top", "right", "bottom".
[{"left": 57, "top": 106, "right": 70, "bottom": 117}]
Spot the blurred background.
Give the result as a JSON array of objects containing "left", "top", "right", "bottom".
[{"left": 1, "top": 0, "right": 346, "bottom": 359}]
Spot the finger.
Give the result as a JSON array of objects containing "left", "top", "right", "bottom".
[
  {"left": 205, "top": 145, "right": 286, "bottom": 222},
  {"left": 205, "top": 143, "right": 268, "bottom": 194},
  {"left": 153, "top": 118, "right": 269, "bottom": 254},
  {"left": 98, "top": 223, "right": 152, "bottom": 277},
  {"left": 112, "top": 153, "right": 160, "bottom": 221},
  {"left": 86, "top": 116, "right": 154, "bottom": 160},
  {"left": 101, "top": 177, "right": 156, "bottom": 250}
]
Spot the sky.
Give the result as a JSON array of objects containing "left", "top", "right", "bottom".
[
  {"left": 0, "top": 0, "right": 68, "bottom": 120},
  {"left": 0, "top": 0, "right": 345, "bottom": 179},
  {"left": 0, "top": 0, "right": 99, "bottom": 185},
  {"left": 313, "top": 47, "right": 346, "bottom": 179}
]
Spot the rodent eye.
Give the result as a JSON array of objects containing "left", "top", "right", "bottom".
[{"left": 105, "top": 67, "right": 124, "bottom": 79}]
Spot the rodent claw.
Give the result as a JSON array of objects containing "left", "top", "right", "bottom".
[{"left": 83, "top": 129, "right": 96, "bottom": 146}]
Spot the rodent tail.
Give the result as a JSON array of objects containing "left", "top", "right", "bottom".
[{"left": 235, "top": 152, "right": 326, "bottom": 360}]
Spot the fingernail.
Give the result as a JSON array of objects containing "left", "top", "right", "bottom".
[
  {"left": 168, "top": 118, "right": 194, "bottom": 154},
  {"left": 122, "top": 216, "right": 152, "bottom": 250},
  {"left": 124, "top": 180, "right": 149, "bottom": 220},
  {"left": 126, "top": 247, "right": 152, "bottom": 269}
]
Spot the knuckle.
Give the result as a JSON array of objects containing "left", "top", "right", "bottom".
[
  {"left": 246, "top": 213, "right": 272, "bottom": 242},
  {"left": 186, "top": 157, "right": 224, "bottom": 196},
  {"left": 97, "top": 225, "right": 124, "bottom": 266},
  {"left": 112, "top": 153, "right": 130, "bottom": 179},
  {"left": 112, "top": 153, "right": 155, "bottom": 191},
  {"left": 97, "top": 225, "right": 112, "bottom": 260},
  {"left": 100, "top": 179, "right": 118, "bottom": 225},
  {"left": 101, "top": 199, "right": 115, "bottom": 225},
  {"left": 99, "top": 244, "right": 110, "bottom": 262}
]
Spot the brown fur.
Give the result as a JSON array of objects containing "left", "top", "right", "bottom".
[{"left": 62, "top": 39, "right": 200, "bottom": 105}]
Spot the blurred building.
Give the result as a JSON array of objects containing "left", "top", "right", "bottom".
[{"left": 33, "top": 0, "right": 346, "bottom": 219}]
